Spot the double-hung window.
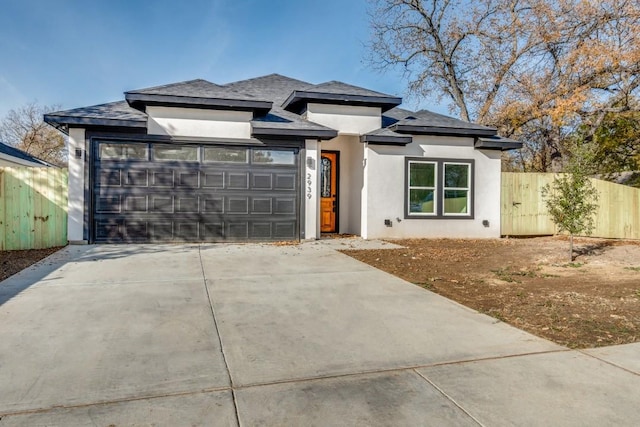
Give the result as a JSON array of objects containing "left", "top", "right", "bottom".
[{"left": 405, "top": 158, "right": 474, "bottom": 218}]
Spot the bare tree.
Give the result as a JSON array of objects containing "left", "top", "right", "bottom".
[
  {"left": 0, "top": 103, "right": 67, "bottom": 166},
  {"left": 368, "top": 0, "right": 640, "bottom": 171}
]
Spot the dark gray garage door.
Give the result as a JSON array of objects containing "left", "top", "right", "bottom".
[{"left": 92, "top": 141, "right": 300, "bottom": 243}]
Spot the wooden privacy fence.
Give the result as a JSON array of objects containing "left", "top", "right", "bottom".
[
  {"left": 502, "top": 172, "right": 640, "bottom": 239},
  {"left": 0, "top": 167, "right": 68, "bottom": 250}
]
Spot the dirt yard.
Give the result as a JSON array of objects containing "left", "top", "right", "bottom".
[
  {"left": 341, "top": 237, "right": 640, "bottom": 349},
  {"left": 0, "top": 247, "right": 62, "bottom": 282}
]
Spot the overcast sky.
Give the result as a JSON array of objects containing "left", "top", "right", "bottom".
[{"left": 0, "top": 0, "right": 448, "bottom": 118}]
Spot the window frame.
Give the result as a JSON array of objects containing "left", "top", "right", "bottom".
[
  {"left": 404, "top": 157, "right": 474, "bottom": 219},
  {"left": 406, "top": 160, "right": 438, "bottom": 216}
]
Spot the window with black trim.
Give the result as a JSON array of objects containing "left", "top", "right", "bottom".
[{"left": 405, "top": 157, "right": 474, "bottom": 218}]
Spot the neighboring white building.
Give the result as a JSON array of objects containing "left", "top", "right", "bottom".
[
  {"left": 0, "top": 141, "right": 52, "bottom": 168},
  {"left": 44, "top": 74, "right": 521, "bottom": 244}
]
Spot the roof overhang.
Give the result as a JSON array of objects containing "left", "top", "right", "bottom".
[
  {"left": 251, "top": 126, "right": 338, "bottom": 140},
  {"left": 391, "top": 124, "right": 497, "bottom": 137},
  {"left": 360, "top": 134, "right": 412, "bottom": 146},
  {"left": 475, "top": 136, "right": 523, "bottom": 151},
  {"left": 44, "top": 114, "right": 147, "bottom": 135},
  {"left": 282, "top": 90, "right": 402, "bottom": 114},
  {"left": 125, "top": 93, "right": 273, "bottom": 115}
]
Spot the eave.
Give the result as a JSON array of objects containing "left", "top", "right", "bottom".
[
  {"left": 44, "top": 114, "right": 147, "bottom": 135},
  {"left": 125, "top": 93, "right": 273, "bottom": 115},
  {"left": 282, "top": 90, "right": 402, "bottom": 114},
  {"left": 251, "top": 126, "right": 338, "bottom": 140},
  {"left": 391, "top": 124, "right": 497, "bottom": 137},
  {"left": 475, "top": 136, "right": 523, "bottom": 151},
  {"left": 360, "top": 134, "right": 412, "bottom": 146}
]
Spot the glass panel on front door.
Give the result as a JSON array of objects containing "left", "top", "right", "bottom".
[{"left": 321, "top": 157, "right": 332, "bottom": 198}]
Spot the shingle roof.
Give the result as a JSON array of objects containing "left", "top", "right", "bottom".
[
  {"left": 390, "top": 109, "right": 497, "bottom": 136},
  {"left": 0, "top": 141, "right": 50, "bottom": 166},
  {"left": 224, "top": 74, "right": 338, "bottom": 138},
  {"left": 305, "top": 81, "right": 396, "bottom": 98},
  {"left": 43, "top": 73, "right": 518, "bottom": 146},
  {"left": 281, "top": 79, "right": 402, "bottom": 114},
  {"left": 44, "top": 101, "right": 147, "bottom": 131},
  {"left": 126, "top": 79, "right": 266, "bottom": 101},
  {"left": 223, "top": 74, "right": 313, "bottom": 106},
  {"left": 125, "top": 79, "right": 272, "bottom": 112}
]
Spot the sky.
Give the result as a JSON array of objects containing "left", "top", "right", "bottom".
[{"left": 0, "top": 0, "right": 449, "bottom": 119}]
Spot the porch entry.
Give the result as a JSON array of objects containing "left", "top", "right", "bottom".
[{"left": 320, "top": 151, "right": 338, "bottom": 233}]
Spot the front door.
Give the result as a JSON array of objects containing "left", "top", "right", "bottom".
[{"left": 320, "top": 151, "right": 338, "bottom": 233}]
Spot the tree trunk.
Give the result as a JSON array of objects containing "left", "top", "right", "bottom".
[{"left": 569, "top": 234, "right": 574, "bottom": 262}]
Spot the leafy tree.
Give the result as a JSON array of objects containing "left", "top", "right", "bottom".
[
  {"left": 589, "top": 111, "right": 640, "bottom": 181},
  {"left": 542, "top": 146, "right": 599, "bottom": 260},
  {"left": 0, "top": 103, "right": 67, "bottom": 166},
  {"left": 368, "top": 0, "right": 640, "bottom": 171}
]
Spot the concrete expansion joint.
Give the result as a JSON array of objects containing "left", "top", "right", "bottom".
[
  {"left": 413, "top": 369, "right": 485, "bottom": 427},
  {"left": 229, "top": 348, "right": 571, "bottom": 391},
  {"left": 197, "top": 246, "right": 241, "bottom": 427},
  {"left": 209, "top": 268, "right": 373, "bottom": 282},
  {"left": 577, "top": 349, "right": 640, "bottom": 377},
  {"left": 0, "top": 386, "right": 231, "bottom": 418}
]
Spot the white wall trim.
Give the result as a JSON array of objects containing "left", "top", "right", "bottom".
[{"left": 67, "top": 128, "right": 86, "bottom": 242}]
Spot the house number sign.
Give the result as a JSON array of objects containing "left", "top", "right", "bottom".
[{"left": 306, "top": 173, "right": 313, "bottom": 199}]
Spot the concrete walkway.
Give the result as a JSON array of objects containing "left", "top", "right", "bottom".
[{"left": 0, "top": 241, "right": 638, "bottom": 426}]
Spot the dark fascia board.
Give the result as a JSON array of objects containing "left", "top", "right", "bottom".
[
  {"left": 251, "top": 126, "right": 338, "bottom": 140},
  {"left": 360, "top": 134, "right": 412, "bottom": 146},
  {"left": 125, "top": 93, "right": 273, "bottom": 113},
  {"left": 282, "top": 90, "right": 402, "bottom": 114},
  {"left": 475, "top": 137, "right": 523, "bottom": 151},
  {"left": 44, "top": 114, "right": 147, "bottom": 134},
  {"left": 392, "top": 124, "right": 497, "bottom": 137}
]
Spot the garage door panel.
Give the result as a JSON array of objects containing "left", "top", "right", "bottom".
[
  {"left": 275, "top": 174, "right": 296, "bottom": 190},
  {"left": 203, "top": 172, "right": 224, "bottom": 188},
  {"left": 151, "top": 171, "right": 175, "bottom": 187},
  {"left": 177, "top": 171, "right": 199, "bottom": 187},
  {"left": 252, "top": 198, "right": 273, "bottom": 214},
  {"left": 124, "top": 170, "right": 148, "bottom": 186},
  {"left": 93, "top": 142, "right": 299, "bottom": 243},
  {"left": 228, "top": 172, "right": 249, "bottom": 189},
  {"left": 274, "top": 222, "right": 297, "bottom": 239},
  {"left": 150, "top": 196, "right": 174, "bottom": 213},
  {"left": 99, "top": 170, "right": 121, "bottom": 186},
  {"left": 176, "top": 196, "right": 199, "bottom": 213},
  {"left": 96, "top": 196, "right": 121, "bottom": 213}
]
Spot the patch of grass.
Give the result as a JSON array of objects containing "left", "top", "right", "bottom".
[
  {"left": 415, "top": 282, "right": 435, "bottom": 291},
  {"left": 491, "top": 267, "right": 519, "bottom": 282},
  {"left": 624, "top": 266, "right": 640, "bottom": 272},
  {"left": 480, "top": 308, "right": 507, "bottom": 322},
  {"left": 491, "top": 266, "right": 542, "bottom": 282},
  {"left": 565, "top": 262, "right": 584, "bottom": 268}
]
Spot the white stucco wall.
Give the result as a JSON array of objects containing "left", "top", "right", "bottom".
[
  {"left": 67, "top": 128, "right": 86, "bottom": 243},
  {"left": 147, "top": 106, "right": 252, "bottom": 139},
  {"left": 363, "top": 135, "right": 503, "bottom": 239},
  {"left": 306, "top": 103, "right": 381, "bottom": 135},
  {"left": 304, "top": 139, "right": 320, "bottom": 239},
  {"left": 320, "top": 135, "right": 364, "bottom": 235}
]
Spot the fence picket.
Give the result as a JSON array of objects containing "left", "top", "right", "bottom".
[
  {"left": 502, "top": 172, "right": 640, "bottom": 239},
  {"left": 0, "top": 167, "right": 68, "bottom": 250}
]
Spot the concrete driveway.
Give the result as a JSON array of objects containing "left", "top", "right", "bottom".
[{"left": 0, "top": 241, "right": 639, "bottom": 426}]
